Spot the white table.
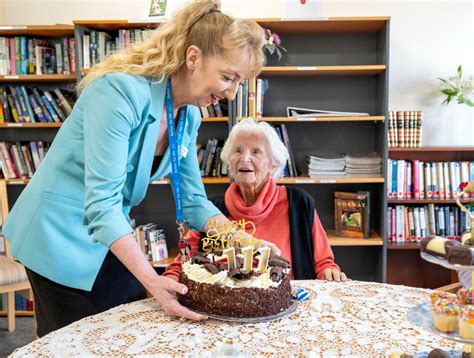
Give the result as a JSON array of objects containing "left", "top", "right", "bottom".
[{"left": 11, "top": 280, "right": 461, "bottom": 356}]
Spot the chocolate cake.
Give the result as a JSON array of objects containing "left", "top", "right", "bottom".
[{"left": 177, "top": 250, "right": 293, "bottom": 318}]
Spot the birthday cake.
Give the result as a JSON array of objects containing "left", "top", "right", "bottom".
[{"left": 178, "top": 248, "right": 293, "bottom": 318}]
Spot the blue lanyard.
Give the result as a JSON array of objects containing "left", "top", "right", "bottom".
[{"left": 165, "top": 78, "right": 188, "bottom": 227}]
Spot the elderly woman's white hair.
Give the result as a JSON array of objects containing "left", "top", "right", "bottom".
[{"left": 220, "top": 118, "right": 290, "bottom": 179}]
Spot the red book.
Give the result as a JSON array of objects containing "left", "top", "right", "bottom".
[{"left": 413, "top": 160, "right": 420, "bottom": 199}]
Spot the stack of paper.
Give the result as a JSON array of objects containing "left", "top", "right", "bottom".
[
  {"left": 307, "top": 155, "right": 346, "bottom": 176},
  {"left": 345, "top": 153, "right": 382, "bottom": 175}
]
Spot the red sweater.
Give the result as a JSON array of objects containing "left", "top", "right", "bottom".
[{"left": 164, "top": 178, "right": 339, "bottom": 280}]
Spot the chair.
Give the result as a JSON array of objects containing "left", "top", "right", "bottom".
[{"left": 0, "top": 179, "right": 31, "bottom": 331}]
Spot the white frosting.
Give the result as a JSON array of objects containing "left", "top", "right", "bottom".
[{"left": 182, "top": 261, "right": 282, "bottom": 289}]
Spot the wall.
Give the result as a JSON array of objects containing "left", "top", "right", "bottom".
[{"left": 1, "top": 0, "right": 473, "bottom": 146}]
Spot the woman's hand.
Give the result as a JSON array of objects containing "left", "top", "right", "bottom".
[
  {"left": 232, "top": 230, "right": 281, "bottom": 256},
  {"left": 322, "top": 268, "right": 348, "bottom": 282},
  {"left": 148, "top": 276, "right": 207, "bottom": 321}
]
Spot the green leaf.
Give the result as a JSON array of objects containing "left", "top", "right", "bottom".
[
  {"left": 441, "top": 89, "right": 459, "bottom": 96},
  {"left": 457, "top": 65, "right": 463, "bottom": 80},
  {"left": 457, "top": 95, "right": 474, "bottom": 107}
]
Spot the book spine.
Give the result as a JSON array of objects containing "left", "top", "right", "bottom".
[
  {"left": 387, "top": 159, "right": 392, "bottom": 198},
  {"left": 437, "top": 162, "right": 445, "bottom": 199},
  {"left": 431, "top": 161, "right": 438, "bottom": 198},
  {"left": 419, "top": 207, "right": 427, "bottom": 240},
  {"left": 20, "top": 86, "right": 36, "bottom": 122},
  {"left": 391, "top": 160, "right": 398, "bottom": 198},
  {"left": 419, "top": 161, "right": 425, "bottom": 199},
  {"left": 444, "top": 162, "right": 451, "bottom": 199},
  {"left": 424, "top": 162, "right": 432, "bottom": 198},
  {"left": 43, "top": 90, "right": 66, "bottom": 121},
  {"left": 461, "top": 161, "right": 470, "bottom": 198},
  {"left": 396, "top": 160, "right": 405, "bottom": 199},
  {"left": 412, "top": 160, "right": 420, "bottom": 199},
  {"left": 32, "top": 88, "right": 53, "bottom": 122},
  {"left": 248, "top": 77, "right": 256, "bottom": 118},
  {"left": 406, "top": 161, "right": 412, "bottom": 198}
]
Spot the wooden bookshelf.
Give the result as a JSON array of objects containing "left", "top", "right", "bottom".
[
  {"left": 389, "top": 147, "right": 474, "bottom": 161},
  {"left": 386, "top": 147, "right": 474, "bottom": 288},
  {"left": 0, "top": 123, "right": 62, "bottom": 128},
  {"left": 201, "top": 117, "right": 228, "bottom": 123},
  {"left": 73, "top": 20, "right": 162, "bottom": 31},
  {"left": 327, "top": 230, "right": 383, "bottom": 246},
  {"left": 261, "top": 65, "right": 386, "bottom": 77},
  {"left": 254, "top": 116, "right": 385, "bottom": 123},
  {"left": 256, "top": 17, "right": 390, "bottom": 34},
  {"left": 0, "top": 74, "right": 76, "bottom": 82},
  {"left": 0, "top": 24, "right": 74, "bottom": 37},
  {"left": 387, "top": 242, "right": 421, "bottom": 250},
  {"left": 0, "top": 310, "right": 34, "bottom": 317}
]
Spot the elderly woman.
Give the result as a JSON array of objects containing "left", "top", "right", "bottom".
[{"left": 165, "top": 119, "right": 346, "bottom": 281}]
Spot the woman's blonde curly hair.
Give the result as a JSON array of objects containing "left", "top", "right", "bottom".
[{"left": 77, "top": 0, "right": 266, "bottom": 92}]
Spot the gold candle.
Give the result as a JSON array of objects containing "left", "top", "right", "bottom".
[
  {"left": 257, "top": 247, "right": 271, "bottom": 273},
  {"left": 242, "top": 246, "right": 253, "bottom": 273},
  {"left": 223, "top": 247, "right": 236, "bottom": 270}
]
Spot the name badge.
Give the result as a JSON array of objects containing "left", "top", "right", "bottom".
[{"left": 180, "top": 146, "right": 188, "bottom": 158}]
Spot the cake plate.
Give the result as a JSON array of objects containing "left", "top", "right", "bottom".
[
  {"left": 409, "top": 302, "right": 474, "bottom": 345},
  {"left": 406, "top": 251, "right": 474, "bottom": 355},
  {"left": 190, "top": 300, "right": 298, "bottom": 323}
]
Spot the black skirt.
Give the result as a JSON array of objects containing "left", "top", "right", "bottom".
[{"left": 26, "top": 250, "right": 146, "bottom": 337}]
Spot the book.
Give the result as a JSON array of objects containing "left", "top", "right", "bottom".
[
  {"left": 334, "top": 191, "right": 369, "bottom": 239},
  {"left": 287, "top": 106, "right": 369, "bottom": 118}
]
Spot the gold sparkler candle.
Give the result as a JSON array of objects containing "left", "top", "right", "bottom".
[
  {"left": 241, "top": 246, "right": 254, "bottom": 273},
  {"left": 257, "top": 247, "right": 271, "bottom": 273},
  {"left": 223, "top": 247, "right": 236, "bottom": 269}
]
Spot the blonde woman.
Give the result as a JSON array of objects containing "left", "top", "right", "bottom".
[{"left": 3, "top": 0, "right": 276, "bottom": 336}]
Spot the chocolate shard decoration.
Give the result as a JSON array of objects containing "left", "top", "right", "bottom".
[
  {"left": 203, "top": 263, "right": 220, "bottom": 274},
  {"left": 270, "top": 266, "right": 283, "bottom": 282},
  {"left": 227, "top": 268, "right": 255, "bottom": 281},
  {"left": 192, "top": 254, "right": 211, "bottom": 265}
]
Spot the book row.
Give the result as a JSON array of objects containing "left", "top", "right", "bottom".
[
  {"left": 235, "top": 78, "right": 265, "bottom": 118},
  {"left": 0, "top": 293, "right": 33, "bottom": 312},
  {"left": 387, "top": 204, "right": 473, "bottom": 243},
  {"left": 387, "top": 159, "right": 474, "bottom": 199},
  {"left": 387, "top": 111, "right": 423, "bottom": 148},
  {"left": 0, "top": 36, "right": 76, "bottom": 76},
  {"left": 198, "top": 101, "right": 227, "bottom": 118},
  {"left": 197, "top": 138, "right": 228, "bottom": 178},
  {"left": 0, "top": 141, "right": 51, "bottom": 179},
  {"left": 82, "top": 29, "right": 149, "bottom": 69},
  {"left": 0, "top": 86, "right": 75, "bottom": 123},
  {"left": 134, "top": 223, "right": 168, "bottom": 263}
]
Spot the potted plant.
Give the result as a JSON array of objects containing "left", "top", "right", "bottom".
[
  {"left": 263, "top": 28, "right": 287, "bottom": 61},
  {"left": 439, "top": 65, "right": 474, "bottom": 107}
]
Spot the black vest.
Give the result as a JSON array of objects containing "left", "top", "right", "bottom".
[{"left": 203, "top": 187, "right": 316, "bottom": 280}]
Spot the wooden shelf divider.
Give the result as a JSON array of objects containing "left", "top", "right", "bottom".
[{"left": 261, "top": 65, "right": 386, "bottom": 77}]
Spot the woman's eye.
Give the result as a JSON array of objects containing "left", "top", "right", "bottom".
[{"left": 223, "top": 75, "right": 234, "bottom": 82}]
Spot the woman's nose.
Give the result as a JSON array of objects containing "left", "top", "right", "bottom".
[
  {"left": 240, "top": 150, "right": 251, "bottom": 162},
  {"left": 224, "top": 82, "right": 240, "bottom": 101}
]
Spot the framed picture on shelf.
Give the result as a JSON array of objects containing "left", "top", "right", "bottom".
[
  {"left": 142, "top": 0, "right": 173, "bottom": 20},
  {"left": 334, "top": 191, "right": 369, "bottom": 239}
]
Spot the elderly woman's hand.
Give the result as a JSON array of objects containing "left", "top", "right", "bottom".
[
  {"left": 232, "top": 230, "right": 281, "bottom": 256},
  {"left": 322, "top": 268, "right": 348, "bottom": 282},
  {"left": 149, "top": 276, "right": 207, "bottom": 321}
]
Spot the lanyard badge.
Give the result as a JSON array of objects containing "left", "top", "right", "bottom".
[{"left": 165, "top": 78, "right": 190, "bottom": 260}]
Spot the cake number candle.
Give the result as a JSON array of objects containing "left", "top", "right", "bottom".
[
  {"left": 223, "top": 247, "right": 236, "bottom": 270},
  {"left": 257, "top": 247, "right": 271, "bottom": 273},
  {"left": 242, "top": 246, "right": 253, "bottom": 273}
]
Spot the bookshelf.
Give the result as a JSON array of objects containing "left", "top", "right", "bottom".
[
  {"left": 0, "top": 18, "right": 390, "bottom": 285},
  {"left": 252, "top": 17, "right": 389, "bottom": 282},
  {"left": 386, "top": 147, "right": 474, "bottom": 288}
]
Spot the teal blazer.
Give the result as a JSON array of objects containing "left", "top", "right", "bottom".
[{"left": 3, "top": 73, "right": 221, "bottom": 290}]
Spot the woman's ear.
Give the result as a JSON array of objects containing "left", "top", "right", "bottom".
[{"left": 186, "top": 45, "right": 202, "bottom": 73}]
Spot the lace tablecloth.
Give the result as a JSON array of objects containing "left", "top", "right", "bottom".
[{"left": 12, "top": 280, "right": 461, "bottom": 357}]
